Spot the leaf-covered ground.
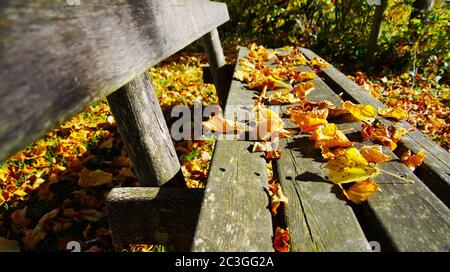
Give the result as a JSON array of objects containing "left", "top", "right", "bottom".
[{"left": 0, "top": 47, "right": 448, "bottom": 252}]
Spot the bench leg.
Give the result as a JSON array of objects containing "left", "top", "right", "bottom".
[
  {"left": 201, "top": 28, "right": 229, "bottom": 109},
  {"left": 106, "top": 187, "right": 203, "bottom": 252},
  {"left": 107, "top": 72, "right": 184, "bottom": 187}
]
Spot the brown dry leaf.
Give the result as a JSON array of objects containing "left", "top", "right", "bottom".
[
  {"left": 80, "top": 209, "right": 104, "bottom": 222},
  {"left": 378, "top": 107, "right": 407, "bottom": 121},
  {"left": 78, "top": 167, "right": 113, "bottom": 187},
  {"left": 273, "top": 227, "right": 290, "bottom": 252},
  {"left": 401, "top": 149, "right": 426, "bottom": 171},
  {"left": 361, "top": 121, "right": 410, "bottom": 151},
  {"left": 342, "top": 179, "right": 379, "bottom": 204},
  {"left": 292, "top": 71, "right": 315, "bottom": 83},
  {"left": 11, "top": 207, "right": 32, "bottom": 228},
  {"left": 360, "top": 145, "right": 392, "bottom": 163},
  {"left": 268, "top": 178, "right": 288, "bottom": 215},
  {"left": 23, "top": 208, "right": 60, "bottom": 250}
]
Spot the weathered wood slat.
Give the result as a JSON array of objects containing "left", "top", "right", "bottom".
[
  {"left": 192, "top": 48, "right": 273, "bottom": 252},
  {"left": 0, "top": 0, "right": 229, "bottom": 161},
  {"left": 106, "top": 187, "right": 203, "bottom": 251},
  {"left": 107, "top": 73, "right": 183, "bottom": 187},
  {"left": 266, "top": 71, "right": 370, "bottom": 251},
  {"left": 293, "top": 64, "right": 450, "bottom": 251},
  {"left": 201, "top": 29, "right": 229, "bottom": 108},
  {"left": 299, "top": 48, "right": 450, "bottom": 207}
]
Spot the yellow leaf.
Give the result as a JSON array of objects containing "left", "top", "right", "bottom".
[
  {"left": 202, "top": 115, "right": 245, "bottom": 133},
  {"left": 267, "top": 90, "right": 299, "bottom": 105},
  {"left": 327, "top": 147, "right": 380, "bottom": 184},
  {"left": 255, "top": 108, "right": 285, "bottom": 140},
  {"left": 78, "top": 168, "right": 113, "bottom": 187},
  {"left": 342, "top": 101, "right": 377, "bottom": 124},
  {"left": 293, "top": 81, "right": 314, "bottom": 100},
  {"left": 360, "top": 145, "right": 392, "bottom": 163},
  {"left": 342, "top": 179, "right": 379, "bottom": 204},
  {"left": 378, "top": 107, "right": 407, "bottom": 120}
]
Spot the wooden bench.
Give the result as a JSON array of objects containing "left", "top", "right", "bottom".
[
  {"left": 191, "top": 47, "right": 450, "bottom": 252},
  {"left": 1, "top": 1, "right": 449, "bottom": 252},
  {"left": 0, "top": 0, "right": 230, "bottom": 251}
]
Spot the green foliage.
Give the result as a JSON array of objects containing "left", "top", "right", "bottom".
[{"left": 220, "top": 0, "right": 449, "bottom": 81}]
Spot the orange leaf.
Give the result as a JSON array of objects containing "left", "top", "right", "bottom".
[
  {"left": 311, "top": 124, "right": 353, "bottom": 160},
  {"left": 268, "top": 178, "right": 288, "bottom": 215},
  {"left": 273, "top": 227, "right": 290, "bottom": 252},
  {"left": 401, "top": 149, "right": 426, "bottom": 171},
  {"left": 202, "top": 115, "right": 245, "bottom": 133},
  {"left": 342, "top": 179, "right": 379, "bottom": 204},
  {"left": 265, "top": 149, "right": 282, "bottom": 160},
  {"left": 293, "top": 81, "right": 314, "bottom": 100},
  {"left": 360, "top": 145, "right": 392, "bottom": 163}
]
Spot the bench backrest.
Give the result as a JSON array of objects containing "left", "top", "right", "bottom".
[{"left": 0, "top": 0, "right": 229, "bottom": 161}]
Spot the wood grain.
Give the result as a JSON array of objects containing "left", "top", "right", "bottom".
[
  {"left": 107, "top": 73, "right": 183, "bottom": 187},
  {"left": 295, "top": 63, "right": 450, "bottom": 251},
  {"left": 299, "top": 47, "right": 450, "bottom": 207},
  {"left": 192, "top": 48, "right": 273, "bottom": 252},
  {"left": 106, "top": 187, "right": 203, "bottom": 251},
  {"left": 0, "top": 0, "right": 229, "bottom": 160}
]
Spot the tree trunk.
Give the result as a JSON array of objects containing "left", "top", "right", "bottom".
[{"left": 365, "top": 0, "right": 389, "bottom": 70}]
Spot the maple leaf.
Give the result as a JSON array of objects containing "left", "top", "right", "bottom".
[
  {"left": 401, "top": 149, "right": 426, "bottom": 171},
  {"left": 310, "top": 123, "right": 353, "bottom": 160},
  {"left": 327, "top": 147, "right": 380, "bottom": 184},
  {"left": 361, "top": 121, "right": 410, "bottom": 150},
  {"left": 268, "top": 178, "right": 288, "bottom": 215},
  {"left": 360, "top": 145, "right": 392, "bottom": 163},
  {"left": 342, "top": 179, "right": 379, "bottom": 204},
  {"left": 273, "top": 227, "right": 290, "bottom": 252},
  {"left": 378, "top": 107, "right": 407, "bottom": 121},
  {"left": 252, "top": 141, "right": 275, "bottom": 152},
  {"left": 342, "top": 101, "right": 377, "bottom": 124},
  {"left": 293, "top": 81, "right": 315, "bottom": 100},
  {"left": 289, "top": 106, "right": 328, "bottom": 133},
  {"left": 78, "top": 168, "right": 113, "bottom": 187}
]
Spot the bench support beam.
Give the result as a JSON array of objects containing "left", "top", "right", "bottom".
[
  {"left": 107, "top": 73, "right": 183, "bottom": 187},
  {"left": 106, "top": 187, "right": 203, "bottom": 251},
  {"left": 201, "top": 29, "right": 229, "bottom": 108}
]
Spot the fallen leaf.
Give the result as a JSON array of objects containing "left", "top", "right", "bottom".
[
  {"left": 327, "top": 147, "right": 380, "bottom": 184},
  {"left": 378, "top": 107, "right": 407, "bottom": 121},
  {"left": 78, "top": 168, "right": 113, "bottom": 187},
  {"left": 23, "top": 208, "right": 60, "bottom": 250},
  {"left": 360, "top": 145, "right": 392, "bottom": 163},
  {"left": 11, "top": 207, "right": 32, "bottom": 228},
  {"left": 342, "top": 101, "right": 377, "bottom": 124},
  {"left": 401, "top": 149, "right": 426, "bottom": 171},
  {"left": 267, "top": 90, "right": 299, "bottom": 105},
  {"left": 255, "top": 108, "right": 285, "bottom": 140},
  {"left": 342, "top": 179, "right": 379, "bottom": 204},
  {"left": 310, "top": 123, "right": 353, "bottom": 160},
  {"left": 202, "top": 115, "right": 245, "bottom": 133},
  {"left": 293, "top": 81, "right": 314, "bottom": 100},
  {"left": 268, "top": 178, "right": 288, "bottom": 215},
  {"left": 265, "top": 149, "right": 282, "bottom": 160},
  {"left": 273, "top": 227, "right": 290, "bottom": 252}
]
